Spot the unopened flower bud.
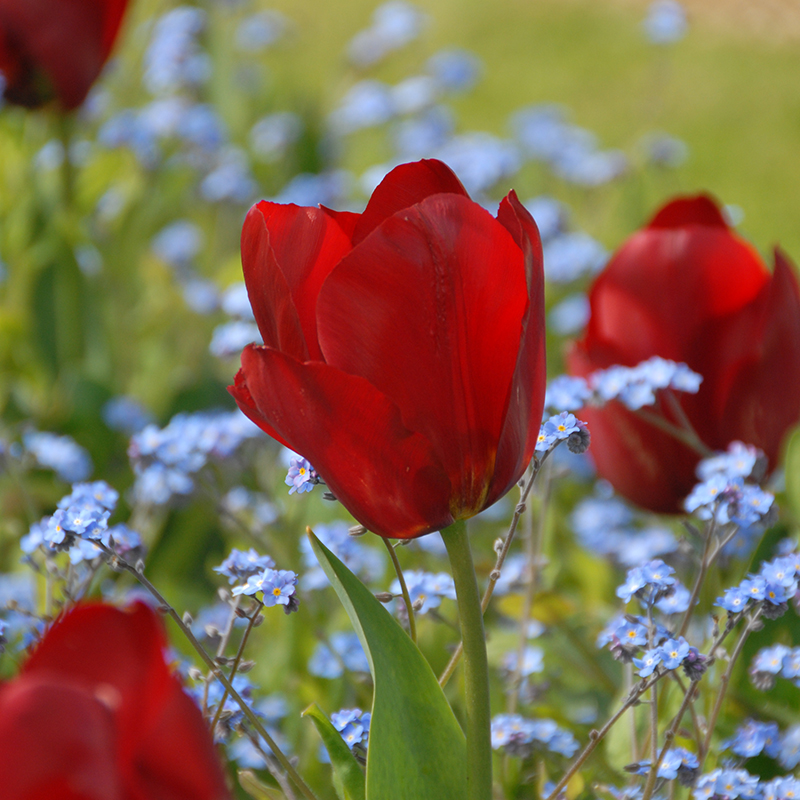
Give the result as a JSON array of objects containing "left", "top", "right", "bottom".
[
  {"left": 322, "top": 491, "right": 337, "bottom": 502},
  {"left": 349, "top": 524, "right": 368, "bottom": 537},
  {"left": 375, "top": 592, "right": 394, "bottom": 603},
  {"left": 567, "top": 421, "right": 591, "bottom": 454},
  {"left": 182, "top": 611, "right": 193, "bottom": 626}
]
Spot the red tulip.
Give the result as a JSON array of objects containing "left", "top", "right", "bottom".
[
  {"left": 568, "top": 194, "right": 800, "bottom": 512},
  {"left": 0, "top": 601, "right": 231, "bottom": 800},
  {"left": 230, "top": 159, "right": 546, "bottom": 539},
  {"left": 0, "top": 0, "right": 129, "bottom": 110}
]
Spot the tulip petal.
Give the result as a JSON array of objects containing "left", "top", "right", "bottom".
[
  {"left": 0, "top": 0, "right": 128, "bottom": 109},
  {"left": 585, "top": 200, "right": 769, "bottom": 363},
  {"left": 229, "top": 367, "right": 293, "bottom": 450},
  {"left": 690, "top": 249, "right": 800, "bottom": 463},
  {"left": 236, "top": 344, "right": 454, "bottom": 538},
  {"left": 243, "top": 201, "right": 353, "bottom": 360},
  {"left": 0, "top": 676, "right": 121, "bottom": 800},
  {"left": 486, "top": 191, "right": 547, "bottom": 506},
  {"left": 318, "top": 194, "right": 528, "bottom": 518},
  {"left": 648, "top": 194, "right": 729, "bottom": 229},
  {"left": 351, "top": 159, "right": 469, "bottom": 246},
  {"left": 567, "top": 344, "right": 700, "bottom": 511}
]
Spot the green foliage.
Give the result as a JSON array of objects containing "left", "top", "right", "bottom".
[
  {"left": 303, "top": 703, "right": 366, "bottom": 800},
  {"left": 309, "top": 531, "right": 467, "bottom": 800}
]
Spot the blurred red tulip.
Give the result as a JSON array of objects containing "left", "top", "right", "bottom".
[
  {"left": 0, "top": 601, "right": 231, "bottom": 800},
  {"left": 0, "top": 0, "right": 129, "bottom": 110},
  {"left": 569, "top": 195, "right": 800, "bottom": 512},
  {"left": 230, "top": 159, "right": 546, "bottom": 539}
]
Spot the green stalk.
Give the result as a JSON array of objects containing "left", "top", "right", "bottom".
[{"left": 443, "top": 519, "right": 492, "bottom": 800}]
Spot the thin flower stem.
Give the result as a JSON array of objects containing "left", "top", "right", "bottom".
[
  {"left": 641, "top": 677, "right": 701, "bottom": 800},
  {"left": 677, "top": 519, "right": 716, "bottom": 639},
  {"left": 544, "top": 671, "right": 666, "bottom": 800},
  {"left": 669, "top": 672, "right": 703, "bottom": 749},
  {"left": 210, "top": 599, "right": 263, "bottom": 733},
  {"left": 383, "top": 537, "right": 416, "bottom": 643},
  {"left": 57, "top": 114, "right": 75, "bottom": 211},
  {"left": 698, "top": 609, "right": 758, "bottom": 769},
  {"left": 443, "top": 519, "right": 492, "bottom": 800},
  {"left": 547, "top": 608, "right": 742, "bottom": 800},
  {"left": 203, "top": 597, "right": 240, "bottom": 715},
  {"left": 439, "top": 455, "right": 545, "bottom": 687},
  {"left": 634, "top": 408, "right": 713, "bottom": 457},
  {"left": 509, "top": 462, "right": 551, "bottom": 714},
  {"left": 99, "top": 545, "right": 320, "bottom": 800},
  {"left": 243, "top": 728, "right": 298, "bottom": 800}
]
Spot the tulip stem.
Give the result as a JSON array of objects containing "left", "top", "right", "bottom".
[
  {"left": 443, "top": 519, "right": 492, "bottom": 800},
  {"left": 383, "top": 537, "right": 417, "bottom": 643}
]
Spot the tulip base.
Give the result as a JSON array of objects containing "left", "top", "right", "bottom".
[{"left": 443, "top": 518, "right": 492, "bottom": 800}]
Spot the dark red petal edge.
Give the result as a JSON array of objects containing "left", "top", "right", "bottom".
[
  {"left": 351, "top": 159, "right": 470, "bottom": 246},
  {"left": 238, "top": 345, "right": 454, "bottom": 539},
  {"left": 647, "top": 194, "right": 729, "bottom": 230}
]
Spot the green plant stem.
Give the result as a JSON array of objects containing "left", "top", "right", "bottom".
[
  {"left": 634, "top": 407, "right": 713, "bottom": 457},
  {"left": 698, "top": 610, "right": 758, "bottom": 769},
  {"left": 443, "top": 519, "right": 492, "bottom": 800},
  {"left": 99, "top": 545, "right": 319, "bottom": 800},
  {"left": 383, "top": 537, "right": 416, "bottom": 643},
  {"left": 439, "top": 456, "right": 544, "bottom": 688},
  {"left": 210, "top": 599, "right": 262, "bottom": 733}
]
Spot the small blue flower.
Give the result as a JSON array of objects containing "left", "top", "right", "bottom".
[
  {"left": 232, "top": 568, "right": 298, "bottom": 609},
  {"left": 214, "top": 548, "right": 276, "bottom": 584},
  {"left": 655, "top": 582, "right": 691, "bottom": 614},
  {"left": 502, "top": 646, "right": 544, "bottom": 677},
  {"left": 633, "top": 648, "right": 662, "bottom": 677},
  {"left": 615, "top": 621, "right": 649, "bottom": 647},
  {"left": 658, "top": 637, "right": 690, "bottom": 669},
  {"left": 761, "top": 557, "right": 797, "bottom": 587},
  {"left": 643, "top": 0, "right": 687, "bottom": 45},
  {"left": 617, "top": 566, "right": 647, "bottom": 602},
  {"left": 285, "top": 458, "right": 318, "bottom": 494},
  {"left": 739, "top": 577, "right": 766, "bottom": 601},
  {"left": 641, "top": 559, "right": 675, "bottom": 589},
  {"left": 754, "top": 644, "right": 791, "bottom": 674},
  {"left": 716, "top": 586, "right": 748, "bottom": 613}
]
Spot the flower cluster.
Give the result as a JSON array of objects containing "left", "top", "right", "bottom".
[
  {"left": 22, "top": 430, "right": 93, "bottom": 483},
  {"left": 750, "top": 643, "right": 800, "bottom": 691},
  {"left": 715, "top": 552, "right": 799, "bottom": 620},
  {"left": 331, "top": 708, "right": 371, "bottom": 761},
  {"left": 308, "top": 633, "right": 369, "bottom": 679},
  {"left": 389, "top": 570, "right": 456, "bottom": 615},
  {"left": 490, "top": 714, "right": 578, "bottom": 758},
  {"left": 21, "top": 481, "right": 143, "bottom": 565},
  {"left": 627, "top": 746, "right": 698, "bottom": 783},
  {"left": 128, "top": 410, "right": 263, "bottom": 505},
  {"left": 723, "top": 719, "right": 780, "bottom": 759},
  {"left": 545, "top": 357, "right": 702, "bottom": 414},
  {"left": 571, "top": 490, "right": 678, "bottom": 566},
  {"left": 685, "top": 442, "right": 774, "bottom": 527},
  {"left": 535, "top": 412, "right": 590, "bottom": 455},
  {"left": 300, "top": 522, "right": 385, "bottom": 591},
  {"left": 213, "top": 548, "right": 276, "bottom": 585},
  {"left": 232, "top": 568, "right": 299, "bottom": 612},
  {"left": 691, "top": 768, "right": 800, "bottom": 800}
]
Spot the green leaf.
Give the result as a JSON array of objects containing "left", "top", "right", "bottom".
[
  {"left": 309, "top": 531, "right": 466, "bottom": 800},
  {"left": 785, "top": 427, "right": 800, "bottom": 519},
  {"left": 238, "top": 770, "right": 286, "bottom": 799},
  {"left": 302, "top": 702, "right": 366, "bottom": 800}
]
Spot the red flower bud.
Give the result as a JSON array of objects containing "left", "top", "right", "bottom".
[
  {"left": 0, "top": 601, "right": 231, "bottom": 800},
  {"left": 230, "top": 159, "right": 546, "bottom": 539},
  {"left": 568, "top": 194, "right": 800, "bottom": 512},
  {"left": 0, "top": 0, "right": 129, "bottom": 110}
]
